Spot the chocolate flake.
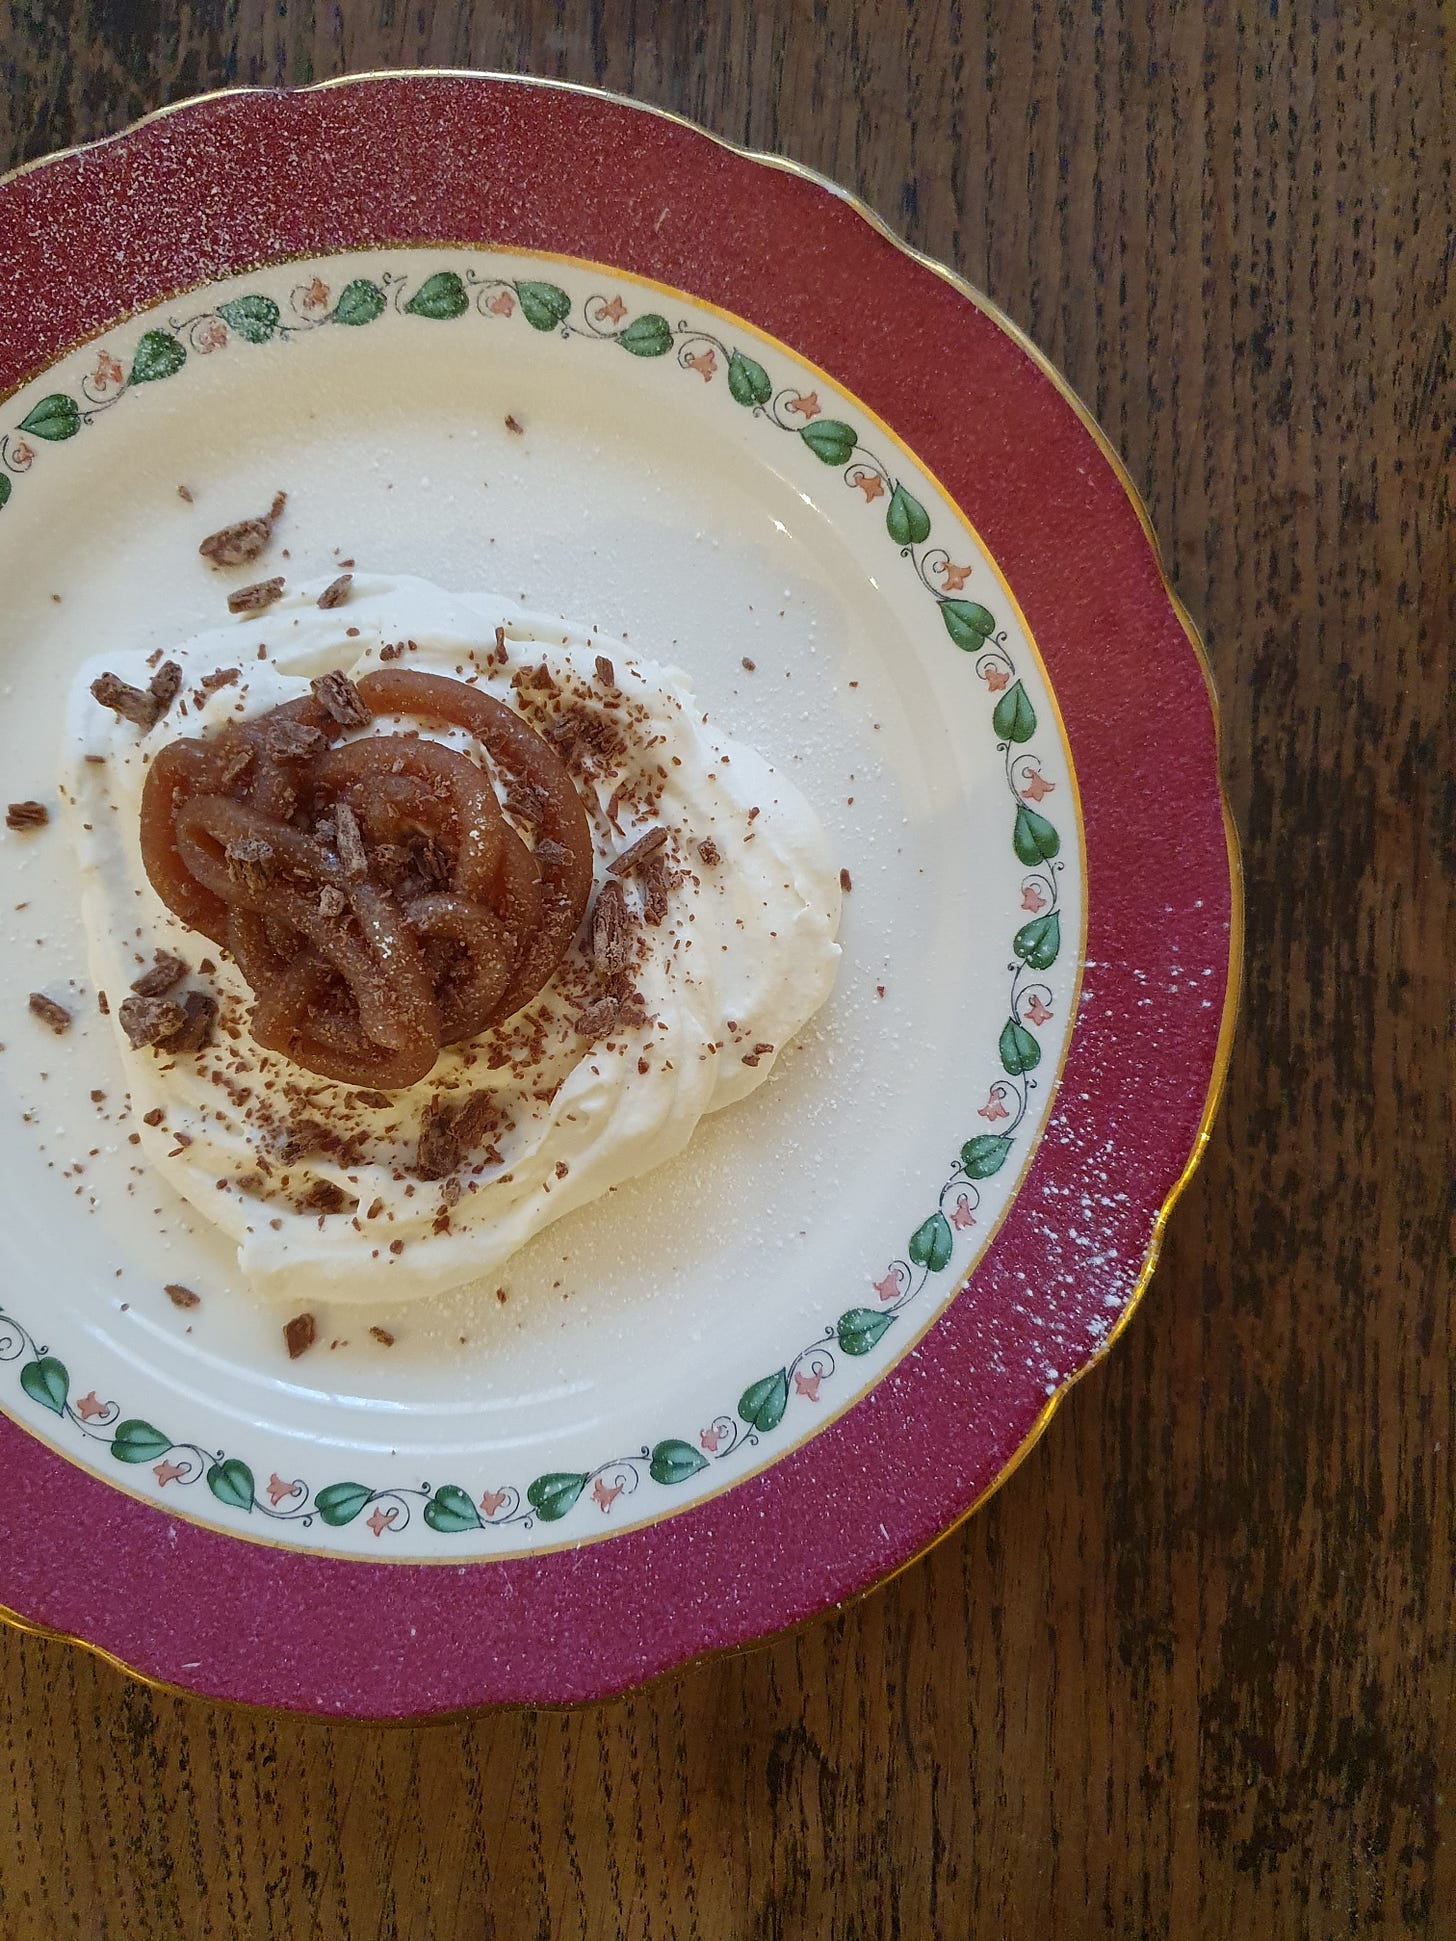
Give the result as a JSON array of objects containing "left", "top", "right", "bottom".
[
  {"left": 177, "top": 484, "right": 194, "bottom": 503},
  {"left": 283, "top": 1311, "right": 316, "bottom": 1359},
  {"left": 573, "top": 995, "right": 620, "bottom": 1040},
  {"left": 595, "top": 654, "right": 617, "bottom": 687},
  {"left": 505, "top": 414, "right": 524, "bottom": 435},
  {"left": 697, "top": 837, "right": 721, "bottom": 866},
  {"left": 369, "top": 1325, "right": 395, "bottom": 1346},
  {"left": 199, "top": 666, "right": 241, "bottom": 695},
  {"left": 641, "top": 858, "right": 670, "bottom": 927},
  {"left": 591, "top": 878, "right": 633, "bottom": 974},
  {"left": 28, "top": 992, "right": 71, "bottom": 1034},
  {"left": 334, "top": 802, "right": 368, "bottom": 881},
  {"left": 148, "top": 661, "right": 183, "bottom": 713},
  {"left": 318, "top": 884, "right": 347, "bottom": 919},
  {"left": 311, "top": 668, "right": 372, "bottom": 729},
  {"left": 259, "top": 718, "right": 326, "bottom": 762},
  {"left": 225, "top": 836, "right": 276, "bottom": 896},
  {"left": 90, "top": 672, "right": 160, "bottom": 731},
  {"left": 301, "top": 1179, "right": 348, "bottom": 1214},
  {"left": 164, "top": 1283, "right": 200, "bottom": 1310},
  {"left": 164, "top": 990, "right": 217, "bottom": 1053},
  {"left": 118, "top": 994, "right": 185, "bottom": 1048},
  {"left": 450, "top": 1091, "right": 495, "bottom": 1152},
  {"left": 6, "top": 801, "right": 47, "bottom": 830},
  {"left": 415, "top": 1096, "right": 460, "bottom": 1181},
  {"left": 142, "top": 1107, "right": 165, "bottom": 1127},
  {"left": 317, "top": 572, "right": 353, "bottom": 609},
  {"left": 607, "top": 825, "right": 668, "bottom": 877},
  {"left": 227, "top": 578, "right": 284, "bottom": 615},
  {"left": 130, "top": 951, "right": 188, "bottom": 998},
  {"left": 839, "top": 868, "right": 852, "bottom": 893},
  {"left": 199, "top": 491, "right": 285, "bottom": 568}
]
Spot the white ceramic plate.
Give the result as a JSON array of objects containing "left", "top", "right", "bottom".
[{"left": 0, "top": 247, "right": 1081, "bottom": 1557}]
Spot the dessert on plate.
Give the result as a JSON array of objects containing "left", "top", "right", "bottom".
[{"left": 66, "top": 569, "right": 842, "bottom": 1309}]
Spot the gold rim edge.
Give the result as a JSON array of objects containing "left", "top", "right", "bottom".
[{"left": 0, "top": 70, "right": 1244, "bottom": 1726}]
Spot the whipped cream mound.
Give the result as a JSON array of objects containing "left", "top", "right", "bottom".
[{"left": 64, "top": 574, "right": 841, "bottom": 1308}]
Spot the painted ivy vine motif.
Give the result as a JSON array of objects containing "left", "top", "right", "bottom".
[{"left": 0, "top": 265, "right": 1067, "bottom": 1538}]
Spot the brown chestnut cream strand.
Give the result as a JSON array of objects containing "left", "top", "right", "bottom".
[{"left": 138, "top": 669, "right": 593, "bottom": 1088}]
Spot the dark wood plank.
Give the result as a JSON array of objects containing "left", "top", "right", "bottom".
[{"left": 0, "top": 2, "right": 1449, "bottom": 1935}]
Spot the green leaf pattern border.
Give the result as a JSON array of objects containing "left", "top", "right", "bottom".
[{"left": 0, "top": 262, "right": 1070, "bottom": 1544}]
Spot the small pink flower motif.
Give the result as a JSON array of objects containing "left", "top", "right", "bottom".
[
  {"left": 684, "top": 348, "right": 717, "bottom": 381},
  {"left": 265, "top": 1472, "right": 299, "bottom": 1507},
  {"left": 978, "top": 1091, "right": 1010, "bottom": 1123},
  {"left": 1023, "top": 994, "right": 1054, "bottom": 1027},
  {"left": 598, "top": 294, "right": 627, "bottom": 325},
  {"left": 300, "top": 276, "right": 330, "bottom": 313},
  {"left": 850, "top": 471, "right": 885, "bottom": 503},
  {"left": 366, "top": 1504, "right": 398, "bottom": 1538},
  {"left": 1020, "top": 770, "right": 1055, "bottom": 804},
  {"left": 74, "top": 1390, "right": 107, "bottom": 1422},
  {"left": 787, "top": 390, "right": 822, "bottom": 419},
  {"left": 949, "top": 1194, "right": 976, "bottom": 1231},
  {"left": 8, "top": 440, "right": 34, "bottom": 471},
  {"left": 488, "top": 289, "right": 516, "bottom": 317},
  {"left": 940, "top": 560, "right": 973, "bottom": 591},
  {"left": 479, "top": 1487, "right": 508, "bottom": 1519},
  {"left": 982, "top": 666, "right": 1011, "bottom": 693},
  {"left": 699, "top": 1425, "right": 724, "bottom": 1453},
  {"left": 153, "top": 1458, "right": 187, "bottom": 1487},
  {"left": 592, "top": 1477, "right": 624, "bottom": 1513},
  {"left": 92, "top": 349, "right": 124, "bottom": 392},
  {"left": 873, "top": 1268, "right": 903, "bottom": 1304},
  {"left": 196, "top": 319, "right": 228, "bottom": 353},
  {"left": 793, "top": 1371, "right": 822, "bottom": 1402},
  {"left": 1020, "top": 883, "right": 1048, "bottom": 914}
]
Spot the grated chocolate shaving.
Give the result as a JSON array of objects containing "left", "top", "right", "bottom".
[
  {"left": 117, "top": 994, "right": 185, "bottom": 1048},
  {"left": 130, "top": 951, "right": 188, "bottom": 998},
  {"left": 198, "top": 491, "right": 285, "bottom": 568},
  {"left": 311, "top": 668, "right": 371, "bottom": 728},
  {"left": 317, "top": 572, "right": 353, "bottom": 609},
  {"left": 283, "top": 1312, "right": 315, "bottom": 1359},
  {"left": 90, "top": 672, "right": 160, "bottom": 732},
  {"left": 317, "top": 884, "right": 347, "bottom": 919},
  {"left": 6, "top": 801, "right": 47, "bottom": 830},
  {"left": 607, "top": 825, "right": 668, "bottom": 878},
  {"left": 28, "top": 992, "right": 71, "bottom": 1034},
  {"left": 594, "top": 654, "right": 616, "bottom": 687},
  {"left": 697, "top": 837, "right": 721, "bottom": 866},
  {"left": 369, "top": 1326, "right": 395, "bottom": 1346},
  {"left": 164, "top": 1283, "right": 200, "bottom": 1310},
  {"left": 227, "top": 578, "right": 283, "bottom": 615},
  {"left": 505, "top": 414, "right": 524, "bottom": 435},
  {"left": 839, "top": 868, "right": 852, "bottom": 893}
]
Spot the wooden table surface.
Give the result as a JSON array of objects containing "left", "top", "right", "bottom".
[{"left": 1, "top": 4, "right": 1451, "bottom": 1936}]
